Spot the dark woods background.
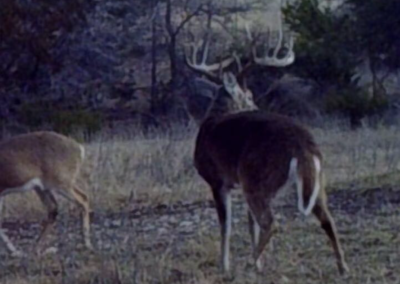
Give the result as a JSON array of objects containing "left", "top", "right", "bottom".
[{"left": 0, "top": 0, "right": 399, "bottom": 135}]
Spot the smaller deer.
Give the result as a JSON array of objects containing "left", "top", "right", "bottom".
[
  {"left": 185, "top": 13, "right": 349, "bottom": 274},
  {"left": 0, "top": 131, "right": 92, "bottom": 256}
]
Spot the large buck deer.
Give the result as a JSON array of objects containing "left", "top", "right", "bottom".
[
  {"left": 185, "top": 12, "right": 349, "bottom": 275},
  {"left": 0, "top": 131, "right": 92, "bottom": 256}
]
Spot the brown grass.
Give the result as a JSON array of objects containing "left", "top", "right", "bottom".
[{"left": 1, "top": 122, "right": 400, "bottom": 283}]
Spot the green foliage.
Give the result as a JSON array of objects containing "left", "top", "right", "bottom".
[
  {"left": 19, "top": 102, "right": 104, "bottom": 136},
  {"left": 0, "top": 0, "right": 93, "bottom": 92},
  {"left": 50, "top": 110, "right": 104, "bottom": 136},
  {"left": 283, "top": 0, "right": 397, "bottom": 126},
  {"left": 326, "top": 85, "right": 388, "bottom": 127},
  {"left": 347, "top": 0, "right": 400, "bottom": 71},
  {"left": 283, "top": 0, "right": 360, "bottom": 87},
  {"left": 284, "top": 0, "right": 400, "bottom": 82}
]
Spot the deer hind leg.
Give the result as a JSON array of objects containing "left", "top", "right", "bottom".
[
  {"left": 0, "top": 198, "right": 24, "bottom": 257},
  {"left": 55, "top": 186, "right": 93, "bottom": 250},
  {"left": 313, "top": 196, "right": 349, "bottom": 274},
  {"left": 248, "top": 210, "right": 262, "bottom": 270},
  {"left": 0, "top": 178, "right": 46, "bottom": 257},
  {"left": 253, "top": 207, "right": 275, "bottom": 273},
  {"left": 34, "top": 187, "right": 58, "bottom": 254},
  {"left": 246, "top": 194, "right": 275, "bottom": 272},
  {"left": 211, "top": 182, "right": 232, "bottom": 273},
  {"left": 248, "top": 210, "right": 260, "bottom": 254}
]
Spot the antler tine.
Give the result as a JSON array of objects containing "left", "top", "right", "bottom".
[
  {"left": 185, "top": 32, "right": 235, "bottom": 84},
  {"left": 245, "top": 21, "right": 253, "bottom": 42},
  {"left": 190, "top": 41, "right": 201, "bottom": 67},
  {"left": 267, "top": 27, "right": 273, "bottom": 52},
  {"left": 251, "top": 1, "right": 295, "bottom": 68},
  {"left": 233, "top": 51, "right": 242, "bottom": 71},
  {"left": 202, "top": 38, "right": 210, "bottom": 65},
  {"left": 288, "top": 33, "right": 294, "bottom": 54},
  {"left": 185, "top": 40, "right": 218, "bottom": 82},
  {"left": 272, "top": 11, "right": 283, "bottom": 58}
]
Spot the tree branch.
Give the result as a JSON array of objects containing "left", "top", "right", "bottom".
[{"left": 174, "top": 4, "right": 204, "bottom": 37}]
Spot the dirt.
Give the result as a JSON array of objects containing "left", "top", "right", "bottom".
[{"left": 0, "top": 187, "right": 399, "bottom": 284}]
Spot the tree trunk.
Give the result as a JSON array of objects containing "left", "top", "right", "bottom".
[
  {"left": 369, "top": 55, "right": 378, "bottom": 99},
  {"left": 165, "top": 0, "right": 176, "bottom": 95},
  {"left": 168, "top": 35, "right": 177, "bottom": 93},
  {"left": 150, "top": 0, "right": 158, "bottom": 113}
]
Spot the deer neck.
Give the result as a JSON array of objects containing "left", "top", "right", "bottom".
[
  {"left": 204, "top": 96, "right": 238, "bottom": 120},
  {"left": 206, "top": 97, "right": 259, "bottom": 120}
]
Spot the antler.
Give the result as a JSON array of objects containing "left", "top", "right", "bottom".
[
  {"left": 185, "top": 0, "right": 294, "bottom": 91},
  {"left": 245, "top": 4, "right": 295, "bottom": 67},
  {"left": 185, "top": 36, "right": 235, "bottom": 84}
]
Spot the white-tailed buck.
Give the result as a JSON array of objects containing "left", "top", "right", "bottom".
[
  {"left": 186, "top": 9, "right": 349, "bottom": 275},
  {"left": 0, "top": 131, "right": 92, "bottom": 256}
]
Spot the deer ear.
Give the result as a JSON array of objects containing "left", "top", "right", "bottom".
[{"left": 222, "top": 72, "right": 238, "bottom": 96}]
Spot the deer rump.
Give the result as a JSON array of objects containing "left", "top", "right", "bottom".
[{"left": 195, "top": 111, "right": 322, "bottom": 215}]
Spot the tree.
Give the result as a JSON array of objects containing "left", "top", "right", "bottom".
[
  {"left": 284, "top": 0, "right": 360, "bottom": 89},
  {"left": 165, "top": 0, "right": 204, "bottom": 94},
  {"left": 346, "top": 0, "right": 400, "bottom": 94},
  {"left": 150, "top": 0, "right": 160, "bottom": 113},
  {"left": 0, "top": 0, "right": 92, "bottom": 96},
  {"left": 0, "top": 0, "right": 95, "bottom": 124},
  {"left": 283, "top": 0, "right": 394, "bottom": 127}
]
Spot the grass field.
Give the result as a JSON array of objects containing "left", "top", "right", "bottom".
[{"left": 1, "top": 122, "right": 400, "bottom": 284}]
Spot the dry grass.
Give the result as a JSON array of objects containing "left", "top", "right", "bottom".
[
  {"left": 4, "top": 123, "right": 400, "bottom": 216},
  {"left": 315, "top": 125, "right": 400, "bottom": 187},
  {"left": 1, "top": 122, "right": 400, "bottom": 283}
]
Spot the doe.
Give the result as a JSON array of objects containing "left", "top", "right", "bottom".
[{"left": 0, "top": 131, "right": 92, "bottom": 256}]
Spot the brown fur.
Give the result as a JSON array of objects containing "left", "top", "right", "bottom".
[
  {"left": 194, "top": 88, "right": 349, "bottom": 274},
  {"left": 0, "top": 131, "right": 82, "bottom": 190},
  {"left": 196, "top": 112, "right": 320, "bottom": 195},
  {"left": 0, "top": 131, "right": 92, "bottom": 255}
]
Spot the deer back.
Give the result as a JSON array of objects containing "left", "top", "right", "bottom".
[
  {"left": 195, "top": 112, "right": 321, "bottom": 192},
  {"left": 0, "top": 131, "right": 84, "bottom": 189}
]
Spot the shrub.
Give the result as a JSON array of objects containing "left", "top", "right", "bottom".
[
  {"left": 325, "top": 86, "right": 388, "bottom": 128},
  {"left": 18, "top": 102, "right": 104, "bottom": 136}
]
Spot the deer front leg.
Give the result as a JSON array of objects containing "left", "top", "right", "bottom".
[
  {"left": 71, "top": 186, "right": 93, "bottom": 251},
  {"left": 212, "top": 184, "right": 232, "bottom": 272}
]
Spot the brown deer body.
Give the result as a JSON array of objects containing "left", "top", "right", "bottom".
[
  {"left": 195, "top": 108, "right": 348, "bottom": 274},
  {"left": 186, "top": 11, "right": 349, "bottom": 274},
  {"left": 0, "top": 131, "right": 92, "bottom": 256}
]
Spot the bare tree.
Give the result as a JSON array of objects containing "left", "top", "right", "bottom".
[
  {"left": 150, "top": 0, "right": 160, "bottom": 113},
  {"left": 165, "top": 0, "right": 204, "bottom": 93}
]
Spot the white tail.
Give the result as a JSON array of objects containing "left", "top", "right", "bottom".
[{"left": 294, "top": 156, "right": 321, "bottom": 216}]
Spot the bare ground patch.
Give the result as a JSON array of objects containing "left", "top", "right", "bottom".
[{"left": 0, "top": 187, "right": 400, "bottom": 284}]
